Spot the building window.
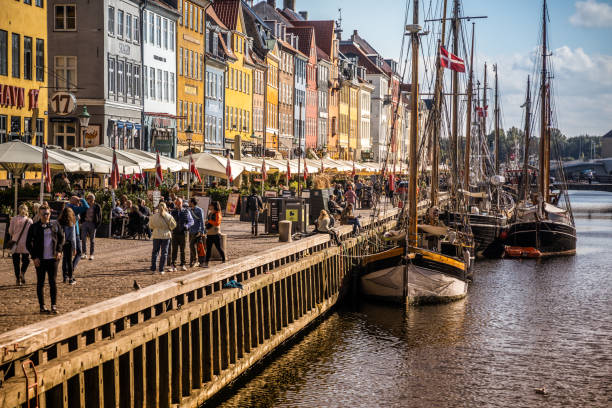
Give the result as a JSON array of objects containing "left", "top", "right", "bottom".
[
  {"left": 178, "top": 1, "right": 182, "bottom": 25},
  {"left": 117, "top": 60, "right": 124, "bottom": 94},
  {"left": 0, "top": 115, "right": 7, "bottom": 143},
  {"left": 10, "top": 116, "right": 21, "bottom": 136},
  {"left": 23, "top": 37, "right": 32, "bottom": 80},
  {"left": 156, "top": 16, "right": 161, "bottom": 47},
  {"left": 149, "top": 67, "right": 155, "bottom": 99},
  {"left": 126, "top": 14, "right": 132, "bottom": 41},
  {"left": 35, "top": 118, "right": 44, "bottom": 146},
  {"left": 36, "top": 0, "right": 44, "bottom": 8},
  {"left": 35, "top": 38, "right": 44, "bottom": 81},
  {"left": 134, "top": 17, "right": 139, "bottom": 43},
  {"left": 163, "top": 70, "right": 168, "bottom": 101},
  {"left": 108, "top": 6, "right": 115, "bottom": 35},
  {"left": 108, "top": 58, "right": 115, "bottom": 94},
  {"left": 134, "top": 65, "right": 140, "bottom": 98},
  {"left": 169, "top": 22, "right": 174, "bottom": 51},
  {"left": 179, "top": 48, "right": 183, "bottom": 76},
  {"left": 0, "top": 31, "right": 6, "bottom": 76},
  {"left": 54, "top": 56, "right": 76, "bottom": 90},
  {"left": 55, "top": 5, "right": 76, "bottom": 31},
  {"left": 11, "top": 34, "right": 19, "bottom": 78},
  {"left": 199, "top": 8, "right": 203, "bottom": 33},
  {"left": 163, "top": 18, "right": 168, "bottom": 49},
  {"left": 189, "top": 4, "right": 193, "bottom": 30},
  {"left": 143, "top": 65, "right": 147, "bottom": 98},
  {"left": 117, "top": 10, "right": 124, "bottom": 38},
  {"left": 149, "top": 12, "right": 154, "bottom": 44},
  {"left": 126, "top": 62, "right": 132, "bottom": 96},
  {"left": 170, "top": 72, "right": 175, "bottom": 102},
  {"left": 54, "top": 122, "right": 76, "bottom": 150},
  {"left": 189, "top": 50, "right": 193, "bottom": 78},
  {"left": 156, "top": 68, "right": 162, "bottom": 100}
]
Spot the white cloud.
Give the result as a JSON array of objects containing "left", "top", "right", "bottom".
[
  {"left": 569, "top": 0, "right": 612, "bottom": 28},
  {"left": 475, "top": 46, "right": 612, "bottom": 137}
]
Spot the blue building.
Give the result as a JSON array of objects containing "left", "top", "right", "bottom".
[{"left": 204, "top": 7, "right": 234, "bottom": 154}]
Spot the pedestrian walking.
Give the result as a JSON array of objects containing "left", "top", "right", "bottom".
[
  {"left": 246, "top": 187, "right": 263, "bottom": 236},
  {"left": 58, "top": 207, "right": 78, "bottom": 284},
  {"left": 148, "top": 202, "right": 176, "bottom": 274},
  {"left": 203, "top": 201, "right": 225, "bottom": 267},
  {"left": 8, "top": 204, "right": 33, "bottom": 285},
  {"left": 170, "top": 198, "right": 193, "bottom": 271},
  {"left": 188, "top": 198, "right": 205, "bottom": 267},
  {"left": 344, "top": 185, "right": 358, "bottom": 208},
  {"left": 26, "top": 204, "right": 64, "bottom": 314},
  {"left": 80, "top": 193, "right": 101, "bottom": 260},
  {"left": 66, "top": 196, "right": 89, "bottom": 273}
]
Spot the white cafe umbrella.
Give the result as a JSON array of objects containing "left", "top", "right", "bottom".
[
  {"left": 127, "top": 149, "right": 188, "bottom": 172},
  {"left": 183, "top": 153, "right": 250, "bottom": 181}
]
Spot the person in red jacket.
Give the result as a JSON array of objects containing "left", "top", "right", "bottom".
[{"left": 202, "top": 201, "right": 226, "bottom": 267}]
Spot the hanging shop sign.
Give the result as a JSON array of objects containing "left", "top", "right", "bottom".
[{"left": 50, "top": 92, "right": 77, "bottom": 116}]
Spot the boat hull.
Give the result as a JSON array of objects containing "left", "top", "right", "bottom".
[
  {"left": 445, "top": 212, "right": 508, "bottom": 259},
  {"left": 506, "top": 220, "right": 576, "bottom": 256}
]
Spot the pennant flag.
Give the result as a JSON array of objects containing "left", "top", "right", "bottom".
[
  {"left": 286, "top": 159, "right": 291, "bottom": 181},
  {"left": 303, "top": 162, "right": 308, "bottom": 181},
  {"left": 155, "top": 151, "right": 164, "bottom": 187},
  {"left": 190, "top": 153, "right": 202, "bottom": 183},
  {"left": 440, "top": 46, "right": 466, "bottom": 73},
  {"left": 226, "top": 156, "right": 233, "bottom": 183},
  {"left": 110, "top": 148, "right": 120, "bottom": 189},
  {"left": 476, "top": 105, "right": 488, "bottom": 118},
  {"left": 262, "top": 157, "right": 267, "bottom": 181},
  {"left": 42, "top": 144, "right": 51, "bottom": 193}
]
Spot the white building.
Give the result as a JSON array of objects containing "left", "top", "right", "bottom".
[{"left": 142, "top": 1, "right": 179, "bottom": 155}]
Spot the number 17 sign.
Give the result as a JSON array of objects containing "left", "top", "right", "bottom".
[{"left": 50, "top": 92, "right": 77, "bottom": 116}]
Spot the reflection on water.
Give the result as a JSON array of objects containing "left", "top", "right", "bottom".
[{"left": 214, "top": 192, "right": 612, "bottom": 408}]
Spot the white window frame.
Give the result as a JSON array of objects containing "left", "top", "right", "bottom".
[
  {"left": 54, "top": 55, "right": 77, "bottom": 90},
  {"left": 125, "top": 14, "right": 132, "bottom": 41},
  {"left": 108, "top": 6, "right": 115, "bottom": 35},
  {"left": 163, "top": 18, "right": 168, "bottom": 49},
  {"left": 169, "top": 22, "right": 175, "bottom": 51},
  {"left": 117, "top": 9, "right": 124, "bottom": 38}
]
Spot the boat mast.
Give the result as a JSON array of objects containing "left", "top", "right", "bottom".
[
  {"left": 481, "top": 63, "right": 487, "bottom": 178},
  {"left": 429, "top": 0, "right": 448, "bottom": 207},
  {"left": 521, "top": 76, "right": 531, "bottom": 202},
  {"left": 463, "top": 23, "right": 475, "bottom": 191},
  {"left": 450, "top": 0, "right": 460, "bottom": 200},
  {"left": 494, "top": 64, "right": 500, "bottom": 174},
  {"left": 539, "top": 0, "right": 550, "bottom": 203},
  {"left": 408, "top": 0, "right": 420, "bottom": 247}
]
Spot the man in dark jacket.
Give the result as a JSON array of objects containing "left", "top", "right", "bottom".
[
  {"left": 170, "top": 198, "right": 194, "bottom": 271},
  {"left": 80, "top": 193, "right": 101, "bottom": 260},
  {"left": 26, "top": 204, "right": 65, "bottom": 314},
  {"left": 188, "top": 197, "right": 205, "bottom": 267},
  {"left": 245, "top": 188, "right": 263, "bottom": 236}
]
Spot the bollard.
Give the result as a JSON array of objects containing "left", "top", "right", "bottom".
[{"left": 279, "top": 220, "right": 292, "bottom": 242}]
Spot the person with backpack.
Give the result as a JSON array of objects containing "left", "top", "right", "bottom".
[
  {"left": 170, "top": 198, "right": 194, "bottom": 271},
  {"left": 8, "top": 204, "right": 33, "bottom": 285},
  {"left": 148, "top": 202, "right": 176, "bottom": 274},
  {"left": 188, "top": 197, "right": 205, "bottom": 268},
  {"left": 245, "top": 187, "right": 264, "bottom": 236}
]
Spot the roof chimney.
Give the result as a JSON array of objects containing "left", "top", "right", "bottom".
[
  {"left": 352, "top": 30, "right": 358, "bottom": 40},
  {"left": 267, "top": 0, "right": 276, "bottom": 8},
  {"left": 283, "top": 0, "right": 295, "bottom": 11},
  {"left": 298, "top": 11, "right": 308, "bottom": 20}
]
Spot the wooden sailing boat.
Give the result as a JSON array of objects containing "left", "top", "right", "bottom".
[
  {"left": 505, "top": 0, "right": 576, "bottom": 258},
  {"left": 360, "top": 0, "right": 469, "bottom": 305}
]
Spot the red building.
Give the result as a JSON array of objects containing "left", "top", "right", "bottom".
[{"left": 288, "top": 26, "right": 317, "bottom": 150}]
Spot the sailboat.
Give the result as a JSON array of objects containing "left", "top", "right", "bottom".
[
  {"left": 360, "top": 0, "right": 469, "bottom": 305},
  {"left": 505, "top": 0, "right": 576, "bottom": 258}
]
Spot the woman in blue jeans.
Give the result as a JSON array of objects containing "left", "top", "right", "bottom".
[
  {"left": 148, "top": 202, "right": 177, "bottom": 274},
  {"left": 340, "top": 203, "right": 361, "bottom": 234}
]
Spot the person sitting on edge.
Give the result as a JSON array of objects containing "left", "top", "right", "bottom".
[
  {"left": 26, "top": 204, "right": 65, "bottom": 314},
  {"left": 315, "top": 210, "right": 341, "bottom": 245},
  {"left": 341, "top": 203, "right": 361, "bottom": 234}
]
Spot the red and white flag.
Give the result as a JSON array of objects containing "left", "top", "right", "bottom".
[
  {"left": 476, "top": 105, "right": 488, "bottom": 118},
  {"left": 303, "top": 162, "right": 308, "bottom": 181},
  {"left": 440, "top": 46, "right": 466, "bottom": 73},
  {"left": 286, "top": 159, "right": 291, "bottom": 181},
  {"left": 42, "top": 144, "right": 51, "bottom": 193},
  {"left": 155, "top": 151, "right": 163, "bottom": 187},
  {"left": 261, "top": 157, "right": 267, "bottom": 181},
  {"left": 110, "top": 148, "right": 120, "bottom": 189},
  {"left": 190, "top": 153, "right": 202, "bottom": 183},
  {"left": 351, "top": 161, "right": 356, "bottom": 178},
  {"left": 226, "top": 156, "right": 233, "bottom": 183}
]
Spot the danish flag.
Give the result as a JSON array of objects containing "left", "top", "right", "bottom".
[
  {"left": 286, "top": 159, "right": 291, "bottom": 180},
  {"left": 226, "top": 156, "right": 233, "bottom": 183},
  {"left": 155, "top": 151, "right": 163, "bottom": 187},
  {"left": 190, "top": 153, "right": 201, "bottom": 183},
  {"left": 261, "top": 157, "right": 267, "bottom": 181},
  {"left": 42, "top": 144, "right": 51, "bottom": 193},
  {"left": 440, "top": 46, "right": 466, "bottom": 73},
  {"left": 303, "top": 162, "right": 308, "bottom": 181},
  {"left": 476, "top": 105, "right": 488, "bottom": 118},
  {"left": 110, "top": 148, "right": 120, "bottom": 189}
]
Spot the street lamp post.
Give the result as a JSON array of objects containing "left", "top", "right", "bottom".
[
  {"left": 185, "top": 125, "right": 193, "bottom": 200},
  {"left": 78, "top": 106, "right": 91, "bottom": 147}
]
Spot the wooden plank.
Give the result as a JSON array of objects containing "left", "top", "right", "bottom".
[
  {"left": 158, "top": 333, "right": 171, "bottom": 408},
  {"left": 145, "top": 338, "right": 158, "bottom": 408},
  {"left": 220, "top": 306, "right": 229, "bottom": 370},
  {"left": 171, "top": 328, "right": 181, "bottom": 404},
  {"left": 228, "top": 302, "right": 237, "bottom": 365},
  {"left": 191, "top": 318, "right": 202, "bottom": 390},
  {"left": 201, "top": 314, "right": 213, "bottom": 382}
]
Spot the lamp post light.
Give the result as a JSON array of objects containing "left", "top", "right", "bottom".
[
  {"left": 78, "top": 106, "right": 91, "bottom": 147},
  {"left": 185, "top": 125, "right": 193, "bottom": 199}
]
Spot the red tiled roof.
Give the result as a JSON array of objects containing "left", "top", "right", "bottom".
[
  {"left": 339, "top": 42, "right": 388, "bottom": 77},
  {"left": 206, "top": 5, "right": 229, "bottom": 30},
  {"left": 286, "top": 26, "right": 314, "bottom": 58},
  {"left": 291, "top": 20, "right": 335, "bottom": 59},
  {"left": 316, "top": 46, "right": 330, "bottom": 62},
  {"left": 350, "top": 31, "right": 394, "bottom": 76},
  {"left": 277, "top": 37, "right": 304, "bottom": 58},
  {"left": 219, "top": 33, "right": 237, "bottom": 61},
  {"left": 212, "top": 0, "right": 241, "bottom": 31},
  {"left": 149, "top": 0, "right": 179, "bottom": 14}
]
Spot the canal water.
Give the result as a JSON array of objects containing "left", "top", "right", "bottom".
[{"left": 214, "top": 191, "right": 612, "bottom": 408}]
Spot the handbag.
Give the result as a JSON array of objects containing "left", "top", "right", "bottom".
[{"left": 7, "top": 221, "right": 28, "bottom": 252}]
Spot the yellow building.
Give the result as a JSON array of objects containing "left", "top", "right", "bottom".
[
  {"left": 338, "top": 84, "right": 349, "bottom": 158},
  {"left": 176, "top": 0, "right": 209, "bottom": 154},
  {"left": 0, "top": 0, "right": 48, "bottom": 147},
  {"left": 213, "top": 0, "right": 254, "bottom": 150},
  {"left": 265, "top": 41, "right": 279, "bottom": 151}
]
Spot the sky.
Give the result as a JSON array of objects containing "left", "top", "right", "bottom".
[{"left": 269, "top": 0, "right": 612, "bottom": 138}]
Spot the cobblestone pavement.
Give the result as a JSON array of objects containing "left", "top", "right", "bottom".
[{"left": 0, "top": 216, "right": 285, "bottom": 334}]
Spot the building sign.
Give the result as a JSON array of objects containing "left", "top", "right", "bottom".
[
  {"left": 154, "top": 138, "right": 173, "bottom": 153},
  {"left": 50, "top": 92, "right": 77, "bottom": 116},
  {"left": 184, "top": 85, "right": 198, "bottom": 95},
  {"left": 84, "top": 124, "right": 101, "bottom": 147},
  {"left": 153, "top": 55, "right": 167, "bottom": 62},
  {"left": 0, "top": 84, "right": 39, "bottom": 110}
]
